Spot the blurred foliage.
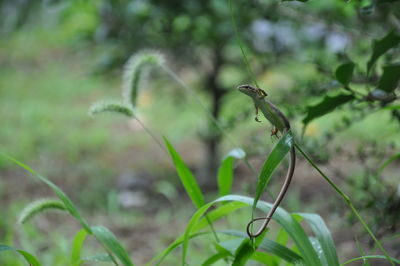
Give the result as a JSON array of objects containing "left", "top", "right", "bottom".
[{"left": 1, "top": 0, "right": 400, "bottom": 263}]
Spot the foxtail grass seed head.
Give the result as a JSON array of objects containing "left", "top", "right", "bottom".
[
  {"left": 122, "top": 50, "right": 165, "bottom": 106},
  {"left": 89, "top": 100, "right": 134, "bottom": 118}
]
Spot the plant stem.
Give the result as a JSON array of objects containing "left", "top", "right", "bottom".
[{"left": 294, "top": 142, "right": 394, "bottom": 266}]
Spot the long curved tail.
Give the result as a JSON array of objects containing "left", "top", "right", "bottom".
[{"left": 246, "top": 146, "right": 296, "bottom": 238}]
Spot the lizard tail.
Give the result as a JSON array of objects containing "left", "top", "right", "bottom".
[{"left": 246, "top": 146, "right": 296, "bottom": 238}]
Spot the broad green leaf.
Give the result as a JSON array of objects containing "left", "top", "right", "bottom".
[
  {"left": 0, "top": 245, "right": 41, "bottom": 266},
  {"left": 341, "top": 255, "right": 400, "bottom": 265},
  {"left": 302, "top": 94, "right": 355, "bottom": 126},
  {"left": 1, "top": 154, "right": 92, "bottom": 233},
  {"left": 181, "top": 195, "right": 321, "bottom": 266},
  {"left": 296, "top": 213, "right": 339, "bottom": 266},
  {"left": 378, "top": 153, "right": 400, "bottom": 174},
  {"left": 71, "top": 228, "right": 88, "bottom": 265},
  {"left": 164, "top": 137, "right": 205, "bottom": 208},
  {"left": 252, "top": 131, "right": 293, "bottom": 213},
  {"left": 335, "top": 62, "right": 355, "bottom": 87},
  {"left": 217, "top": 148, "right": 244, "bottom": 196},
  {"left": 377, "top": 63, "right": 400, "bottom": 93},
  {"left": 18, "top": 198, "right": 66, "bottom": 224},
  {"left": 367, "top": 31, "right": 400, "bottom": 74},
  {"left": 91, "top": 226, "right": 134, "bottom": 266}
]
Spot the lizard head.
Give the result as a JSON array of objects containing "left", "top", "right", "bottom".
[{"left": 237, "top": 84, "right": 268, "bottom": 98}]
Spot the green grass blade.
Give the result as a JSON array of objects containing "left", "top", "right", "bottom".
[
  {"left": 221, "top": 230, "right": 302, "bottom": 264},
  {"left": 149, "top": 202, "right": 247, "bottom": 265},
  {"left": 201, "top": 253, "right": 229, "bottom": 266},
  {"left": 217, "top": 148, "right": 245, "bottom": 196},
  {"left": 164, "top": 137, "right": 205, "bottom": 208},
  {"left": 1, "top": 154, "right": 92, "bottom": 233},
  {"left": 341, "top": 255, "right": 400, "bottom": 265},
  {"left": 232, "top": 238, "right": 253, "bottom": 266},
  {"left": 71, "top": 228, "right": 88, "bottom": 265},
  {"left": 378, "top": 153, "right": 400, "bottom": 174},
  {"left": 252, "top": 131, "right": 293, "bottom": 212},
  {"left": 0, "top": 245, "right": 41, "bottom": 266},
  {"left": 181, "top": 195, "right": 320, "bottom": 266},
  {"left": 91, "top": 226, "right": 134, "bottom": 266},
  {"left": 18, "top": 198, "right": 66, "bottom": 224},
  {"left": 295, "top": 213, "right": 339, "bottom": 266},
  {"left": 250, "top": 251, "right": 278, "bottom": 265}
]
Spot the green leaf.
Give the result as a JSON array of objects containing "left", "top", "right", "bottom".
[
  {"left": 302, "top": 94, "right": 355, "bottom": 126},
  {"left": 0, "top": 244, "right": 41, "bottom": 266},
  {"left": 377, "top": 63, "right": 400, "bottom": 93},
  {"left": 91, "top": 226, "right": 134, "bottom": 266},
  {"left": 180, "top": 195, "right": 320, "bottom": 266},
  {"left": 217, "top": 238, "right": 245, "bottom": 255},
  {"left": 71, "top": 228, "right": 88, "bottom": 265},
  {"left": 217, "top": 148, "right": 245, "bottom": 196},
  {"left": 232, "top": 239, "right": 254, "bottom": 266},
  {"left": 221, "top": 230, "right": 302, "bottom": 264},
  {"left": 1, "top": 154, "right": 92, "bottom": 233},
  {"left": 18, "top": 198, "right": 66, "bottom": 224},
  {"left": 164, "top": 137, "right": 205, "bottom": 208},
  {"left": 89, "top": 100, "right": 134, "bottom": 117},
  {"left": 296, "top": 213, "right": 339, "bottom": 266},
  {"left": 335, "top": 62, "right": 355, "bottom": 86},
  {"left": 250, "top": 251, "right": 278, "bottom": 265},
  {"left": 252, "top": 131, "right": 293, "bottom": 213},
  {"left": 367, "top": 31, "right": 400, "bottom": 74},
  {"left": 201, "top": 252, "right": 230, "bottom": 265},
  {"left": 341, "top": 255, "right": 400, "bottom": 265}
]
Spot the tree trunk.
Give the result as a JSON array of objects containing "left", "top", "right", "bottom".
[{"left": 202, "top": 48, "right": 225, "bottom": 190}]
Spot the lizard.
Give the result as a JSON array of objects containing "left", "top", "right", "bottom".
[{"left": 237, "top": 84, "right": 296, "bottom": 238}]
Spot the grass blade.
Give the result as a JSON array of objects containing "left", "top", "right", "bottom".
[
  {"left": 71, "top": 228, "right": 88, "bottom": 265},
  {"left": 164, "top": 137, "right": 205, "bottom": 208},
  {"left": 232, "top": 238, "right": 253, "bottom": 266},
  {"left": 218, "top": 148, "right": 245, "bottom": 196},
  {"left": 201, "top": 252, "right": 229, "bottom": 265},
  {"left": 295, "top": 213, "right": 339, "bottom": 266},
  {"left": 181, "top": 195, "right": 320, "bottom": 266},
  {"left": 221, "top": 230, "right": 302, "bottom": 264},
  {"left": 341, "top": 255, "right": 400, "bottom": 265},
  {"left": 1, "top": 154, "right": 92, "bottom": 233},
  {"left": 91, "top": 226, "right": 134, "bottom": 266},
  {"left": 252, "top": 131, "right": 293, "bottom": 212},
  {"left": 0, "top": 244, "right": 41, "bottom": 266},
  {"left": 378, "top": 153, "right": 400, "bottom": 174}
]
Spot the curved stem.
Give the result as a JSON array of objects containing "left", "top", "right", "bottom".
[{"left": 294, "top": 142, "right": 394, "bottom": 266}]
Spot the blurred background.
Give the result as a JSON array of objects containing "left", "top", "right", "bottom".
[{"left": 0, "top": 0, "right": 399, "bottom": 264}]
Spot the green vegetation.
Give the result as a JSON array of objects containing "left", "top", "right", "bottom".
[{"left": 1, "top": 0, "right": 400, "bottom": 265}]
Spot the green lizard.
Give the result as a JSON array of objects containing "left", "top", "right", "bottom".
[{"left": 237, "top": 84, "right": 296, "bottom": 238}]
